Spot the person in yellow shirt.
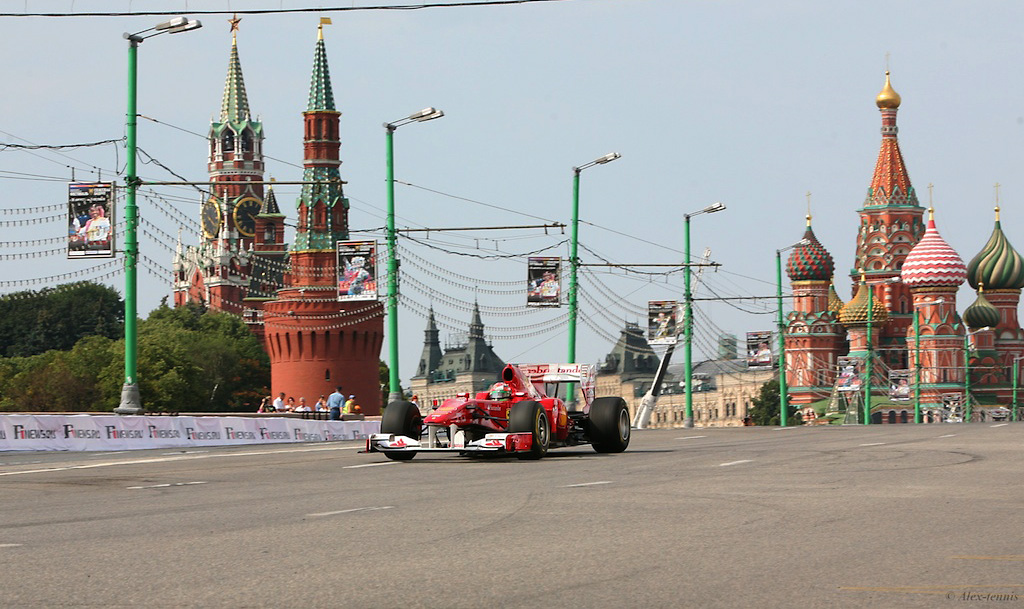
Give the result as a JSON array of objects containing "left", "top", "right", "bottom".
[{"left": 343, "top": 395, "right": 355, "bottom": 415}]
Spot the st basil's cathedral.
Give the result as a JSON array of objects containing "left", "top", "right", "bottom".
[{"left": 783, "top": 72, "right": 1024, "bottom": 422}]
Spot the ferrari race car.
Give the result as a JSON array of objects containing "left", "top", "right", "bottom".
[{"left": 366, "top": 363, "right": 630, "bottom": 460}]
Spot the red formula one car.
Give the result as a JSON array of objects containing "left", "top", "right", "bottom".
[{"left": 366, "top": 363, "right": 630, "bottom": 460}]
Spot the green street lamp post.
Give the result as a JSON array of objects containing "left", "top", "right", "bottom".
[
  {"left": 683, "top": 202, "right": 726, "bottom": 428},
  {"left": 863, "top": 280, "right": 875, "bottom": 425},
  {"left": 115, "top": 16, "right": 202, "bottom": 414},
  {"left": 964, "top": 331, "right": 972, "bottom": 423},
  {"left": 384, "top": 108, "right": 444, "bottom": 404},
  {"left": 913, "top": 308, "right": 921, "bottom": 424},
  {"left": 567, "top": 152, "right": 620, "bottom": 364},
  {"left": 775, "top": 239, "right": 809, "bottom": 427},
  {"left": 1013, "top": 356, "right": 1023, "bottom": 423}
]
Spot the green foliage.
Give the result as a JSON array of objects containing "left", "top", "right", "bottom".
[
  {"left": 0, "top": 282, "right": 124, "bottom": 357},
  {"left": 0, "top": 300, "right": 269, "bottom": 413},
  {"left": 748, "top": 379, "right": 801, "bottom": 426}
]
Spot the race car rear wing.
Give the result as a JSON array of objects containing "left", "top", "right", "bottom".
[{"left": 509, "top": 363, "right": 596, "bottom": 407}]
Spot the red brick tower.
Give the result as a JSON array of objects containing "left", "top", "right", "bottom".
[
  {"left": 174, "top": 19, "right": 275, "bottom": 320},
  {"left": 260, "top": 23, "right": 385, "bottom": 413}
]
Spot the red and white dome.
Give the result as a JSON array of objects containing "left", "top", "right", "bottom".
[{"left": 900, "top": 212, "right": 967, "bottom": 288}]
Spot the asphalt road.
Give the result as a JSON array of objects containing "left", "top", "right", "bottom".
[{"left": 2, "top": 423, "right": 1023, "bottom": 609}]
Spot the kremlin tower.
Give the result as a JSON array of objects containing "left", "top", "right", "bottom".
[
  {"left": 259, "top": 23, "right": 385, "bottom": 414},
  {"left": 173, "top": 17, "right": 285, "bottom": 332}
]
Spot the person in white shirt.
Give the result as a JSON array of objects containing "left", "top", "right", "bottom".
[{"left": 272, "top": 392, "right": 285, "bottom": 412}]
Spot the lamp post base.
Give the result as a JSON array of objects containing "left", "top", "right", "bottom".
[
  {"left": 387, "top": 391, "right": 405, "bottom": 405},
  {"left": 114, "top": 383, "right": 143, "bottom": 415},
  {"left": 682, "top": 417, "right": 694, "bottom": 428}
]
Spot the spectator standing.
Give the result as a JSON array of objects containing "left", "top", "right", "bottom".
[
  {"left": 272, "top": 392, "right": 285, "bottom": 412},
  {"left": 315, "top": 395, "right": 327, "bottom": 412},
  {"left": 327, "top": 386, "right": 344, "bottom": 421},
  {"left": 286, "top": 397, "right": 296, "bottom": 412},
  {"left": 295, "top": 397, "right": 311, "bottom": 413}
]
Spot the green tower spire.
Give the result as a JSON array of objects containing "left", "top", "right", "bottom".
[{"left": 307, "top": 24, "right": 336, "bottom": 112}]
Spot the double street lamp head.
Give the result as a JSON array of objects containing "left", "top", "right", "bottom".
[
  {"left": 125, "top": 16, "right": 202, "bottom": 43},
  {"left": 575, "top": 152, "right": 622, "bottom": 174},
  {"left": 387, "top": 107, "right": 445, "bottom": 131},
  {"left": 685, "top": 201, "right": 726, "bottom": 220}
]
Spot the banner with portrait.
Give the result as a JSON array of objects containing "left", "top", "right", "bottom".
[
  {"left": 527, "top": 257, "right": 561, "bottom": 307},
  {"left": 337, "top": 240, "right": 378, "bottom": 301},
  {"left": 888, "top": 369, "right": 911, "bottom": 401},
  {"left": 648, "top": 300, "right": 679, "bottom": 345},
  {"left": 836, "top": 357, "right": 863, "bottom": 392},
  {"left": 67, "top": 182, "right": 115, "bottom": 259},
  {"left": 746, "top": 330, "right": 774, "bottom": 369}
]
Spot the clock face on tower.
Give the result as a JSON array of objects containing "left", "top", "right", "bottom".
[
  {"left": 202, "top": 198, "right": 222, "bottom": 239},
  {"left": 233, "top": 196, "right": 262, "bottom": 238}
]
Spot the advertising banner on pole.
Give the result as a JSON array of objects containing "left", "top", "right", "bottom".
[
  {"left": 746, "top": 330, "right": 774, "bottom": 369},
  {"left": 888, "top": 369, "right": 912, "bottom": 401},
  {"left": 648, "top": 300, "right": 678, "bottom": 345},
  {"left": 527, "top": 257, "right": 561, "bottom": 307},
  {"left": 836, "top": 357, "right": 863, "bottom": 392},
  {"left": 67, "top": 182, "right": 115, "bottom": 259},
  {"left": 337, "top": 240, "right": 378, "bottom": 301}
]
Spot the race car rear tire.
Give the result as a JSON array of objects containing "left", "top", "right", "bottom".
[
  {"left": 380, "top": 400, "right": 421, "bottom": 461},
  {"left": 507, "top": 400, "right": 549, "bottom": 460},
  {"left": 588, "top": 396, "right": 630, "bottom": 453}
]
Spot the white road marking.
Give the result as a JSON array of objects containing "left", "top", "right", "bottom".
[
  {"left": 93, "top": 452, "right": 128, "bottom": 456},
  {"left": 308, "top": 506, "right": 394, "bottom": 517},
  {"left": 675, "top": 436, "right": 707, "bottom": 440},
  {"left": 938, "top": 434, "right": 957, "bottom": 438},
  {"left": 859, "top": 442, "right": 885, "bottom": 447},
  {"left": 773, "top": 427, "right": 799, "bottom": 430},
  {"left": 127, "top": 481, "right": 207, "bottom": 490},
  {"left": 719, "top": 460, "right": 752, "bottom": 467},
  {"left": 343, "top": 462, "right": 399, "bottom": 469},
  {"left": 991, "top": 423, "right": 1009, "bottom": 428},
  {"left": 0, "top": 444, "right": 361, "bottom": 477},
  {"left": 0, "top": 544, "right": 23, "bottom": 548},
  {"left": 562, "top": 481, "right": 613, "bottom": 488}
]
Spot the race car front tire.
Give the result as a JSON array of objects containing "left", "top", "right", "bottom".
[
  {"left": 588, "top": 396, "right": 630, "bottom": 453},
  {"left": 380, "top": 400, "right": 421, "bottom": 461},
  {"left": 507, "top": 400, "right": 549, "bottom": 460}
]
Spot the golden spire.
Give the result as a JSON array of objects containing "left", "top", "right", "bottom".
[
  {"left": 318, "top": 16, "right": 332, "bottom": 40},
  {"left": 876, "top": 70, "right": 901, "bottom": 109},
  {"left": 229, "top": 14, "right": 241, "bottom": 45},
  {"left": 806, "top": 191, "right": 812, "bottom": 226}
]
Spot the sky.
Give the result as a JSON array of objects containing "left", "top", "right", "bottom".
[{"left": 3, "top": 0, "right": 1024, "bottom": 389}]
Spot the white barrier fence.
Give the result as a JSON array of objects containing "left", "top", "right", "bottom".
[{"left": 0, "top": 414, "right": 380, "bottom": 452}]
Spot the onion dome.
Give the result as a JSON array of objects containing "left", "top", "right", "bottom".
[
  {"left": 838, "top": 276, "right": 889, "bottom": 326},
  {"left": 786, "top": 217, "right": 835, "bottom": 282},
  {"left": 876, "top": 70, "right": 901, "bottom": 109},
  {"left": 827, "top": 282, "right": 844, "bottom": 314},
  {"left": 900, "top": 209, "right": 967, "bottom": 288},
  {"left": 963, "top": 285, "right": 1000, "bottom": 330},
  {"left": 966, "top": 207, "right": 1024, "bottom": 290}
]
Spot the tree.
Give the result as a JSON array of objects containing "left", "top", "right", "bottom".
[
  {"left": 0, "top": 282, "right": 124, "bottom": 357},
  {"left": 748, "top": 379, "right": 800, "bottom": 426}
]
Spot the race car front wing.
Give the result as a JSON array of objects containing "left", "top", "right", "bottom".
[{"left": 365, "top": 431, "right": 533, "bottom": 456}]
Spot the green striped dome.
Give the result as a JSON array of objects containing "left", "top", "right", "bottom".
[
  {"left": 963, "top": 288, "right": 1000, "bottom": 330},
  {"left": 967, "top": 210, "right": 1024, "bottom": 290}
]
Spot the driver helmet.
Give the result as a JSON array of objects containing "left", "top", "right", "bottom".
[{"left": 488, "top": 382, "right": 511, "bottom": 400}]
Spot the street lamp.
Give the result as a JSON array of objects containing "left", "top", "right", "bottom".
[
  {"left": 567, "top": 152, "right": 621, "bottom": 364},
  {"left": 682, "top": 202, "right": 726, "bottom": 428},
  {"left": 115, "top": 16, "right": 202, "bottom": 415},
  {"left": 384, "top": 108, "right": 444, "bottom": 404},
  {"left": 1012, "top": 356, "right": 1023, "bottom": 423},
  {"left": 775, "top": 238, "right": 810, "bottom": 427}
]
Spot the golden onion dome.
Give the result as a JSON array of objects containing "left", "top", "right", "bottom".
[
  {"left": 838, "top": 278, "right": 889, "bottom": 327},
  {"left": 876, "top": 70, "right": 901, "bottom": 109},
  {"left": 827, "top": 282, "right": 844, "bottom": 315}
]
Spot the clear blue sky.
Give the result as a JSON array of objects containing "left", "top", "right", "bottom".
[{"left": 3, "top": 0, "right": 1024, "bottom": 387}]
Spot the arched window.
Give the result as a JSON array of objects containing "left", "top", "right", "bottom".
[{"left": 223, "top": 131, "right": 234, "bottom": 152}]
